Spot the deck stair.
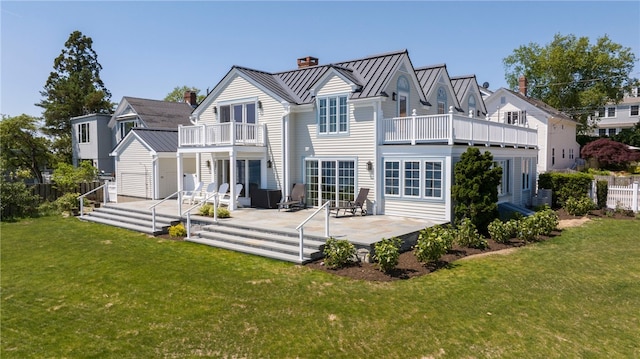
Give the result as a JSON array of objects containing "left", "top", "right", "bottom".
[
  {"left": 188, "top": 221, "right": 327, "bottom": 264},
  {"left": 79, "top": 204, "right": 181, "bottom": 235}
]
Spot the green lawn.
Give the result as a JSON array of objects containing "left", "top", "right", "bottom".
[{"left": 2, "top": 216, "right": 639, "bottom": 358}]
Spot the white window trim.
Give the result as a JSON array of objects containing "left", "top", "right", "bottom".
[
  {"left": 630, "top": 105, "right": 639, "bottom": 117},
  {"left": 304, "top": 157, "right": 358, "bottom": 207},
  {"left": 383, "top": 158, "right": 445, "bottom": 201},
  {"left": 78, "top": 123, "right": 90, "bottom": 144},
  {"left": 316, "top": 94, "right": 350, "bottom": 136}
]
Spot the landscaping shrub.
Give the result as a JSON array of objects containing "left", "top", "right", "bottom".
[
  {"left": 54, "top": 192, "right": 82, "bottom": 214},
  {"left": 596, "top": 180, "right": 608, "bottom": 209},
  {"left": 564, "top": 196, "right": 594, "bottom": 216},
  {"left": 455, "top": 218, "right": 487, "bottom": 249},
  {"left": 168, "top": 223, "right": 187, "bottom": 238},
  {"left": 517, "top": 217, "right": 538, "bottom": 243},
  {"left": 374, "top": 237, "right": 403, "bottom": 273},
  {"left": 323, "top": 238, "right": 356, "bottom": 269},
  {"left": 198, "top": 203, "right": 212, "bottom": 216},
  {"left": 581, "top": 137, "right": 640, "bottom": 171},
  {"left": 538, "top": 172, "right": 593, "bottom": 208},
  {"left": 198, "top": 203, "right": 231, "bottom": 218},
  {"left": 415, "top": 225, "right": 454, "bottom": 263},
  {"left": 451, "top": 147, "right": 502, "bottom": 234},
  {"left": 0, "top": 179, "right": 40, "bottom": 221},
  {"left": 487, "top": 219, "right": 515, "bottom": 244},
  {"left": 530, "top": 208, "right": 559, "bottom": 236}
]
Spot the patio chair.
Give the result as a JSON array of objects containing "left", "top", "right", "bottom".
[
  {"left": 332, "top": 188, "right": 369, "bottom": 217},
  {"left": 193, "top": 182, "right": 217, "bottom": 204},
  {"left": 277, "top": 183, "right": 306, "bottom": 211},
  {"left": 182, "top": 181, "right": 203, "bottom": 205},
  {"left": 206, "top": 183, "right": 229, "bottom": 204},
  {"left": 219, "top": 183, "right": 243, "bottom": 208}
]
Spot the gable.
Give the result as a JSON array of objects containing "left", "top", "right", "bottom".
[{"left": 315, "top": 73, "right": 354, "bottom": 97}]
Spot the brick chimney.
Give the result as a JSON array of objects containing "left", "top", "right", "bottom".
[
  {"left": 518, "top": 76, "right": 528, "bottom": 97},
  {"left": 184, "top": 91, "right": 197, "bottom": 106},
  {"left": 297, "top": 56, "right": 319, "bottom": 69}
]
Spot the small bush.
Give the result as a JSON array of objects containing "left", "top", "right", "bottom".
[
  {"left": 530, "top": 208, "right": 559, "bottom": 236},
  {"left": 517, "top": 217, "right": 538, "bottom": 243},
  {"left": 213, "top": 207, "right": 231, "bottom": 218},
  {"left": 168, "top": 223, "right": 187, "bottom": 238},
  {"left": 374, "top": 237, "right": 403, "bottom": 273},
  {"left": 199, "top": 203, "right": 212, "bottom": 216},
  {"left": 596, "top": 180, "right": 608, "bottom": 209},
  {"left": 487, "top": 219, "right": 515, "bottom": 244},
  {"left": 415, "top": 225, "right": 454, "bottom": 263},
  {"left": 54, "top": 192, "right": 82, "bottom": 214},
  {"left": 323, "top": 237, "right": 356, "bottom": 269},
  {"left": 0, "top": 180, "right": 40, "bottom": 220},
  {"left": 564, "top": 196, "right": 594, "bottom": 216},
  {"left": 455, "top": 218, "right": 487, "bottom": 249}
]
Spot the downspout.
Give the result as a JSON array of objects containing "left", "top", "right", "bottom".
[
  {"left": 282, "top": 101, "right": 291, "bottom": 200},
  {"left": 374, "top": 101, "right": 382, "bottom": 215},
  {"left": 152, "top": 155, "right": 159, "bottom": 199}
]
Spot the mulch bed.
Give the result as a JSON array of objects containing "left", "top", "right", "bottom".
[{"left": 306, "top": 208, "right": 637, "bottom": 282}]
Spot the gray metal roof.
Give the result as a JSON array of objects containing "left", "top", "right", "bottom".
[
  {"left": 415, "top": 64, "right": 447, "bottom": 97},
  {"left": 124, "top": 97, "right": 194, "bottom": 129},
  {"left": 132, "top": 128, "right": 179, "bottom": 152}
]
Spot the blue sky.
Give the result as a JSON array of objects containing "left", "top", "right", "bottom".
[{"left": 2, "top": 1, "right": 639, "bottom": 118}]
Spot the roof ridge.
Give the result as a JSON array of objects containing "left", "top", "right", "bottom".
[
  {"left": 414, "top": 63, "right": 447, "bottom": 71},
  {"left": 451, "top": 74, "right": 476, "bottom": 80}
]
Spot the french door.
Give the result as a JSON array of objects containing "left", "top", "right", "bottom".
[{"left": 304, "top": 159, "right": 355, "bottom": 207}]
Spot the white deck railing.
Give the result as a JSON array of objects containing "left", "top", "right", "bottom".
[
  {"left": 382, "top": 109, "right": 538, "bottom": 148},
  {"left": 179, "top": 123, "right": 265, "bottom": 147}
]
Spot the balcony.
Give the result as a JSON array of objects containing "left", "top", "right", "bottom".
[
  {"left": 179, "top": 123, "right": 265, "bottom": 147},
  {"left": 381, "top": 112, "right": 537, "bottom": 148}
]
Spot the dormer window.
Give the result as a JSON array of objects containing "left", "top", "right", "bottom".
[
  {"left": 118, "top": 120, "right": 138, "bottom": 141},
  {"left": 468, "top": 95, "right": 477, "bottom": 117},
  {"left": 397, "top": 76, "right": 410, "bottom": 117}
]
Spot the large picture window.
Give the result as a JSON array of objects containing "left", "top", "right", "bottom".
[
  {"left": 384, "top": 159, "right": 443, "bottom": 199},
  {"left": 318, "top": 95, "right": 348, "bottom": 134},
  {"left": 305, "top": 159, "right": 355, "bottom": 207}
]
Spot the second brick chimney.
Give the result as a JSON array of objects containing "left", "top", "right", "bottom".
[
  {"left": 297, "top": 56, "right": 319, "bottom": 69},
  {"left": 518, "top": 76, "right": 528, "bottom": 97},
  {"left": 184, "top": 91, "right": 197, "bottom": 106}
]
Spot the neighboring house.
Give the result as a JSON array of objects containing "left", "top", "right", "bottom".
[
  {"left": 110, "top": 128, "right": 196, "bottom": 199},
  {"left": 593, "top": 86, "right": 640, "bottom": 137},
  {"left": 484, "top": 77, "right": 580, "bottom": 173},
  {"left": 176, "top": 49, "right": 538, "bottom": 221},
  {"left": 70, "top": 113, "right": 114, "bottom": 174}
]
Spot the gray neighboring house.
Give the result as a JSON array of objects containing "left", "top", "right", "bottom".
[
  {"left": 593, "top": 86, "right": 640, "bottom": 137},
  {"left": 71, "top": 113, "right": 114, "bottom": 174}
]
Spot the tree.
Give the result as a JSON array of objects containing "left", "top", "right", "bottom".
[
  {"left": 613, "top": 121, "right": 640, "bottom": 147},
  {"left": 52, "top": 161, "right": 98, "bottom": 194},
  {"left": 36, "top": 30, "right": 113, "bottom": 164},
  {"left": 581, "top": 138, "right": 640, "bottom": 171},
  {"left": 164, "top": 86, "right": 206, "bottom": 104},
  {"left": 503, "top": 33, "right": 637, "bottom": 134},
  {"left": 0, "top": 114, "right": 52, "bottom": 183},
  {"left": 451, "top": 147, "right": 502, "bottom": 233}
]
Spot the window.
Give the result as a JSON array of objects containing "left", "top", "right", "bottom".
[
  {"left": 404, "top": 161, "right": 420, "bottom": 197},
  {"left": 78, "top": 123, "right": 90, "bottom": 143},
  {"left": 424, "top": 161, "right": 442, "bottom": 198},
  {"left": 495, "top": 160, "right": 510, "bottom": 195},
  {"left": 631, "top": 105, "right": 639, "bottom": 116},
  {"left": 384, "top": 159, "right": 443, "bottom": 199},
  {"left": 235, "top": 159, "right": 261, "bottom": 197},
  {"left": 505, "top": 111, "right": 526, "bottom": 125},
  {"left": 318, "top": 95, "right": 348, "bottom": 134},
  {"left": 562, "top": 149, "right": 565, "bottom": 159},
  {"left": 397, "top": 76, "right": 410, "bottom": 117},
  {"left": 521, "top": 158, "right": 531, "bottom": 190},
  {"left": 437, "top": 87, "right": 447, "bottom": 114},
  {"left": 569, "top": 148, "right": 574, "bottom": 159},
  {"left": 597, "top": 108, "right": 605, "bottom": 118},
  {"left": 606, "top": 107, "right": 616, "bottom": 117},
  {"left": 219, "top": 102, "right": 256, "bottom": 124},
  {"left": 599, "top": 128, "right": 607, "bottom": 137},
  {"left": 552, "top": 148, "right": 555, "bottom": 166},
  {"left": 118, "top": 120, "right": 137, "bottom": 140},
  {"left": 468, "top": 95, "right": 476, "bottom": 117},
  {"left": 384, "top": 161, "right": 400, "bottom": 195}
]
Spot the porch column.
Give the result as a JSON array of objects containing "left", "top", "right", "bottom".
[
  {"left": 177, "top": 152, "right": 184, "bottom": 191},
  {"left": 229, "top": 149, "right": 236, "bottom": 210},
  {"left": 152, "top": 156, "right": 159, "bottom": 199},
  {"left": 282, "top": 102, "right": 291, "bottom": 200}
]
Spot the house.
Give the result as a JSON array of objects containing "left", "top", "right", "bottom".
[
  {"left": 70, "top": 113, "right": 114, "bottom": 174},
  {"left": 176, "top": 49, "right": 538, "bottom": 221},
  {"left": 593, "top": 86, "right": 640, "bottom": 137},
  {"left": 484, "top": 77, "right": 580, "bottom": 173}
]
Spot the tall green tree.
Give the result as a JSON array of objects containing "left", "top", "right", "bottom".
[
  {"left": 503, "top": 33, "right": 637, "bottom": 134},
  {"left": 451, "top": 147, "right": 502, "bottom": 233},
  {"left": 0, "top": 114, "right": 52, "bottom": 183},
  {"left": 36, "top": 30, "right": 113, "bottom": 164},
  {"left": 164, "top": 86, "right": 206, "bottom": 104}
]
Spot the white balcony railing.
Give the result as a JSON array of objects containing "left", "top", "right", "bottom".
[
  {"left": 382, "top": 109, "right": 538, "bottom": 148},
  {"left": 179, "top": 123, "right": 265, "bottom": 147}
]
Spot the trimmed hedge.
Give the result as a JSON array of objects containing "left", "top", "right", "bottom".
[{"left": 538, "top": 172, "right": 593, "bottom": 208}]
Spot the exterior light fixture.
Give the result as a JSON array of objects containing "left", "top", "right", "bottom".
[
  {"left": 366, "top": 161, "right": 373, "bottom": 171},
  {"left": 392, "top": 92, "right": 397, "bottom": 101},
  {"left": 267, "top": 160, "right": 272, "bottom": 168}
]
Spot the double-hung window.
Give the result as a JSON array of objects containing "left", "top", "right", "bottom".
[
  {"left": 495, "top": 160, "right": 510, "bottom": 195},
  {"left": 78, "top": 123, "right": 90, "bottom": 143},
  {"left": 521, "top": 158, "right": 531, "bottom": 190},
  {"left": 631, "top": 105, "right": 639, "bottom": 116},
  {"left": 318, "top": 95, "right": 348, "bottom": 134},
  {"left": 384, "top": 159, "right": 443, "bottom": 199},
  {"left": 437, "top": 87, "right": 447, "bottom": 114}
]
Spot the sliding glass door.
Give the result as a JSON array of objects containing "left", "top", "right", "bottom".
[{"left": 304, "top": 159, "right": 355, "bottom": 207}]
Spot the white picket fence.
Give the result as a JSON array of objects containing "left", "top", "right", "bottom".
[{"left": 593, "top": 181, "right": 639, "bottom": 212}]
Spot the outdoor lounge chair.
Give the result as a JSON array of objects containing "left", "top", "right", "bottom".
[
  {"left": 332, "top": 188, "right": 369, "bottom": 217},
  {"left": 182, "top": 181, "right": 203, "bottom": 205},
  {"left": 193, "top": 182, "right": 217, "bottom": 204},
  {"left": 219, "top": 183, "right": 243, "bottom": 208},
  {"left": 277, "top": 183, "right": 306, "bottom": 211},
  {"left": 206, "top": 183, "right": 229, "bottom": 204}
]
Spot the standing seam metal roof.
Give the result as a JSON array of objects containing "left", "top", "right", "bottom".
[{"left": 131, "top": 128, "right": 179, "bottom": 152}]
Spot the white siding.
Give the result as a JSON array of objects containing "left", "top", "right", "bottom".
[
  {"left": 116, "top": 139, "right": 153, "bottom": 199},
  {"left": 380, "top": 71, "right": 427, "bottom": 119},
  {"left": 316, "top": 74, "right": 353, "bottom": 96}
]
